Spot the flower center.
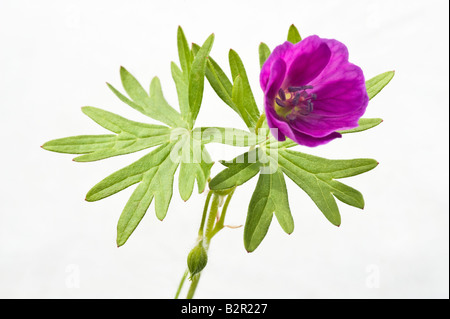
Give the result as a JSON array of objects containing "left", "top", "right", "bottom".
[{"left": 274, "top": 86, "right": 316, "bottom": 120}]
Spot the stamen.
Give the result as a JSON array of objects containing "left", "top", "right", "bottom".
[
  {"left": 274, "top": 85, "right": 315, "bottom": 118},
  {"left": 278, "top": 88, "right": 286, "bottom": 101},
  {"left": 288, "top": 85, "right": 314, "bottom": 92},
  {"left": 309, "top": 101, "right": 314, "bottom": 112},
  {"left": 275, "top": 98, "right": 286, "bottom": 107},
  {"left": 292, "top": 92, "right": 300, "bottom": 106}
]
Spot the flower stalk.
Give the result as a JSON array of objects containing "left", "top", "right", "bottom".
[
  {"left": 177, "top": 113, "right": 268, "bottom": 299},
  {"left": 176, "top": 187, "right": 236, "bottom": 299}
]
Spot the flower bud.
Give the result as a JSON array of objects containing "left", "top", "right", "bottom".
[{"left": 187, "top": 241, "right": 208, "bottom": 278}]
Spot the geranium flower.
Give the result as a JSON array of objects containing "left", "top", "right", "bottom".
[{"left": 260, "top": 35, "right": 369, "bottom": 147}]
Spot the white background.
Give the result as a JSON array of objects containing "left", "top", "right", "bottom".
[{"left": 0, "top": 0, "right": 448, "bottom": 298}]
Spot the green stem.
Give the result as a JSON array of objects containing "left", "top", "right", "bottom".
[
  {"left": 198, "top": 190, "right": 213, "bottom": 238},
  {"left": 186, "top": 274, "right": 201, "bottom": 299},
  {"left": 179, "top": 114, "right": 265, "bottom": 299},
  {"left": 208, "top": 188, "right": 235, "bottom": 239},
  {"left": 182, "top": 193, "right": 219, "bottom": 299},
  {"left": 204, "top": 194, "right": 220, "bottom": 242},
  {"left": 174, "top": 268, "right": 188, "bottom": 299}
]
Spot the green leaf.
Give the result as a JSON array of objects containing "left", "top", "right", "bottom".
[
  {"left": 188, "top": 33, "right": 215, "bottom": 125},
  {"left": 85, "top": 141, "right": 180, "bottom": 247},
  {"left": 116, "top": 170, "right": 156, "bottom": 247},
  {"left": 276, "top": 149, "right": 378, "bottom": 225},
  {"left": 204, "top": 58, "right": 236, "bottom": 113},
  {"left": 191, "top": 42, "right": 201, "bottom": 56},
  {"left": 178, "top": 137, "right": 213, "bottom": 201},
  {"left": 43, "top": 29, "right": 223, "bottom": 247},
  {"left": 258, "top": 42, "right": 271, "bottom": 69},
  {"left": 231, "top": 75, "right": 246, "bottom": 121},
  {"left": 85, "top": 142, "right": 174, "bottom": 202},
  {"left": 42, "top": 107, "right": 172, "bottom": 162},
  {"left": 209, "top": 149, "right": 262, "bottom": 190},
  {"left": 366, "top": 71, "right": 395, "bottom": 100},
  {"left": 42, "top": 135, "right": 116, "bottom": 154},
  {"left": 107, "top": 82, "right": 148, "bottom": 116},
  {"left": 204, "top": 57, "right": 254, "bottom": 127},
  {"left": 287, "top": 24, "right": 302, "bottom": 44},
  {"left": 81, "top": 106, "right": 168, "bottom": 137},
  {"left": 193, "top": 127, "right": 266, "bottom": 147},
  {"left": 107, "top": 71, "right": 185, "bottom": 128},
  {"left": 193, "top": 46, "right": 260, "bottom": 130},
  {"left": 120, "top": 66, "right": 149, "bottom": 106},
  {"left": 171, "top": 62, "right": 190, "bottom": 122},
  {"left": 148, "top": 76, "right": 186, "bottom": 128},
  {"left": 228, "top": 49, "right": 261, "bottom": 129},
  {"left": 339, "top": 118, "right": 383, "bottom": 134},
  {"left": 177, "top": 26, "right": 193, "bottom": 77},
  {"left": 116, "top": 143, "right": 179, "bottom": 246},
  {"left": 244, "top": 170, "right": 293, "bottom": 252}
]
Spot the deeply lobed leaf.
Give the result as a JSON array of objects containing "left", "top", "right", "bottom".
[
  {"left": 276, "top": 149, "right": 377, "bottom": 225},
  {"left": 85, "top": 142, "right": 175, "bottom": 202},
  {"left": 108, "top": 68, "right": 185, "bottom": 128},
  {"left": 42, "top": 107, "right": 172, "bottom": 162},
  {"left": 244, "top": 170, "right": 293, "bottom": 252},
  {"left": 116, "top": 143, "right": 180, "bottom": 246}
]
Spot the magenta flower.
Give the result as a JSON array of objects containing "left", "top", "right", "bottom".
[{"left": 260, "top": 36, "right": 369, "bottom": 147}]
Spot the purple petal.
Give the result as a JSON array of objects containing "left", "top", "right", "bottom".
[
  {"left": 265, "top": 102, "right": 341, "bottom": 146},
  {"left": 264, "top": 58, "right": 286, "bottom": 100},
  {"left": 261, "top": 35, "right": 368, "bottom": 147},
  {"left": 289, "top": 41, "right": 368, "bottom": 137},
  {"left": 289, "top": 130, "right": 342, "bottom": 147},
  {"left": 283, "top": 36, "right": 331, "bottom": 88},
  {"left": 260, "top": 41, "right": 293, "bottom": 92},
  {"left": 265, "top": 103, "right": 287, "bottom": 141},
  {"left": 309, "top": 38, "right": 350, "bottom": 85}
]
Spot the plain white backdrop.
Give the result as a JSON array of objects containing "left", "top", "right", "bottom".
[{"left": 0, "top": 0, "right": 448, "bottom": 298}]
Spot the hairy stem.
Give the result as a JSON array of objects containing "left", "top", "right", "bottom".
[{"left": 186, "top": 274, "right": 201, "bottom": 299}]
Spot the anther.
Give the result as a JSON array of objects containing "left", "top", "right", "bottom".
[
  {"left": 308, "top": 101, "right": 314, "bottom": 112},
  {"left": 288, "top": 85, "right": 314, "bottom": 92},
  {"left": 278, "top": 88, "right": 286, "bottom": 101},
  {"left": 306, "top": 100, "right": 314, "bottom": 113},
  {"left": 292, "top": 92, "right": 300, "bottom": 106},
  {"left": 275, "top": 98, "right": 286, "bottom": 107}
]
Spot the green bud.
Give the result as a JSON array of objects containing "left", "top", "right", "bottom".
[{"left": 187, "top": 241, "right": 208, "bottom": 278}]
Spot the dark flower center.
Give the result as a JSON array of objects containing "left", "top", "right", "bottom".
[{"left": 274, "top": 85, "right": 316, "bottom": 120}]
